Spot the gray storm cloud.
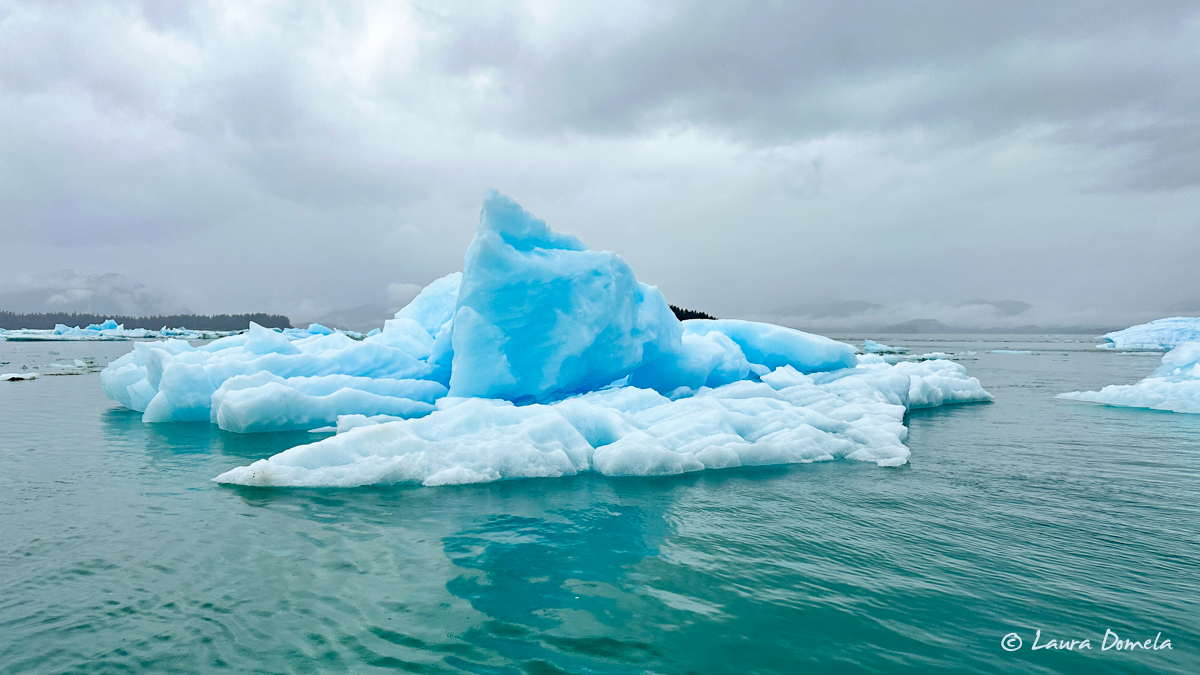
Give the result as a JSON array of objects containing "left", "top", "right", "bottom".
[{"left": 0, "top": 0, "right": 1197, "bottom": 329}]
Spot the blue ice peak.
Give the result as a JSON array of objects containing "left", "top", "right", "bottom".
[{"left": 480, "top": 190, "right": 588, "bottom": 253}]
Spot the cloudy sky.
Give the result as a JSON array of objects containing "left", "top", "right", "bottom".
[{"left": 2, "top": 1, "right": 1198, "bottom": 330}]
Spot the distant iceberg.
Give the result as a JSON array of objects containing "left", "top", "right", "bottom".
[
  {"left": 1097, "top": 317, "right": 1200, "bottom": 351},
  {"left": 862, "top": 339, "right": 905, "bottom": 354},
  {"left": 99, "top": 191, "right": 993, "bottom": 485},
  {"left": 2, "top": 322, "right": 149, "bottom": 341},
  {"left": 2, "top": 322, "right": 241, "bottom": 342},
  {"left": 1058, "top": 341, "right": 1200, "bottom": 414}
]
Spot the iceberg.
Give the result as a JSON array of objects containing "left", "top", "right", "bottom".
[
  {"left": 1057, "top": 341, "right": 1200, "bottom": 414},
  {"left": 96, "top": 191, "right": 994, "bottom": 485},
  {"left": 1097, "top": 317, "right": 1200, "bottom": 351}
]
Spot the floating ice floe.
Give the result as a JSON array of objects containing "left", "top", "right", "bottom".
[
  {"left": 100, "top": 191, "right": 993, "bottom": 486},
  {"left": 283, "top": 323, "right": 368, "bottom": 340},
  {"left": 156, "top": 327, "right": 242, "bottom": 340},
  {"left": 2, "top": 321, "right": 241, "bottom": 342},
  {"left": 988, "top": 349, "right": 1032, "bottom": 354},
  {"left": 1057, "top": 341, "right": 1200, "bottom": 414},
  {"left": 2, "top": 323, "right": 141, "bottom": 341},
  {"left": 2, "top": 372, "right": 38, "bottom": 381},
  {"left": 1097, "top": 317, "right": 1200, "bottom": 351},
  {"left": 45, "top": 359, "right": 103, "bottom": 375},
  {"left": 862, "top": 339, "right": 906, "bottom": 354}
]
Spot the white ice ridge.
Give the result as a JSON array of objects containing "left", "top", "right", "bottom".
[
  {"left": 96, "top": 190, "right": 993, "bottom": 483},
  {"left": 1058, "top": 341, "right": 1200, "bottom": 414},
  {"left": 1097, "top": 317, "right": 1200, "bottom": 351},
  {"left": 215, "top": 358, "right": 992, "bottom": 487}
]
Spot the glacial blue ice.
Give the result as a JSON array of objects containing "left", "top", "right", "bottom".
[
  {"left": 1097, "top": 317, "right": 1200, "bottom": 351},
  {"left": 395, "top": 271, "right": 461, "bottom": 336},
  {"left": 1058, "top": 341, "right": 1200, "bottom": 414},
  {"left": 98, "top": 191, "right": 994, "bottom": 485},
  {"left": 448, "top": 192, "right": 681, "bottom": 402}
]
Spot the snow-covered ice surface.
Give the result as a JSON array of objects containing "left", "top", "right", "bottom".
[
  {"left": 99, "top": 191, "right": 993, "bottom": 486},
  {"left": 1058, "top": 341, "right": 1200, "bottom": 414},
  {"left": 1097, "top": 317, "right": 1200, "bottom": 351},
  {"left": 214, "top": 357, "right": 992, "bottom": 487}
]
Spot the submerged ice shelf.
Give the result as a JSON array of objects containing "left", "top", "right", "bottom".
[
  {"left": 1058, "top": 341, "right": 1200, "bottom": 414},
  {"left": 101, "top": 191, "right": 993, "bottom": 486}
]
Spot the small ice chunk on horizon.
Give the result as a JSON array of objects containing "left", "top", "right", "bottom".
[
  {"left": 2, "top": 372, "right": 38, "bottom": 381},
  {"left": 862, "top": 339, "right": 906, "bottom": 354}
]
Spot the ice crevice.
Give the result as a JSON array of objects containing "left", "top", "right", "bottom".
[{"left": 99, "top": 191, "right": 994, "bottom": 487}]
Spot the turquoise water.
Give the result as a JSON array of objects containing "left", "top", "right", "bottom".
[{"left": 1, "top": 336, "right": 1197, "bottom": 674}]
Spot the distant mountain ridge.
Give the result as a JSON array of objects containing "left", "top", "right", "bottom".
[{"left": 873, "top": 319, "right": 1120, "bottom": 335}]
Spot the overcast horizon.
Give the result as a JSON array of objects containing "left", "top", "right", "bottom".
[{"left": 2, "top": 1, "right": 1198, "bottom": 331}]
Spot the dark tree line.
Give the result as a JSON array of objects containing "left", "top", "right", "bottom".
[
  {"left": 0, "top": 311, "right": 292, "bottom": 331},
  {"left": 670, "top": 305, "right": 716, "bottom": 321}
]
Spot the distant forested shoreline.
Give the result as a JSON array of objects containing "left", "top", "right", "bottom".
[
  {"left": 669, "top": 305, "right": 716, "bottom": 321},
  {"left": 0, "top": 311, "right": 291, "bottom": 331}
]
